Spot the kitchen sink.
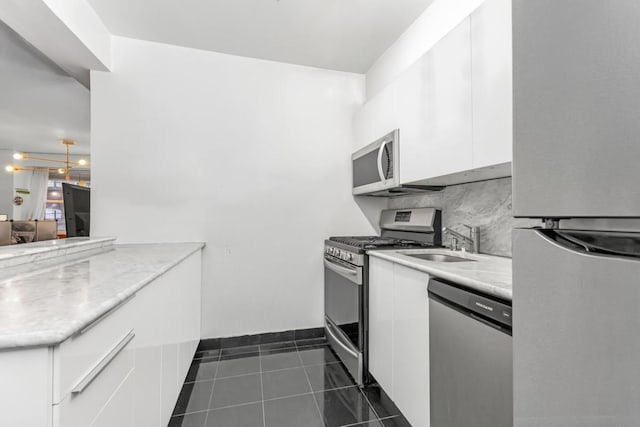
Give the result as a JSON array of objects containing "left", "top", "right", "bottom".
[{"left": 406, "top": 253, "right": 475, "bottom": 263}]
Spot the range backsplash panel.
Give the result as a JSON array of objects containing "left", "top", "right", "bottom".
[{"left": 389, "top": 177, "right": 537, "bottom": 257}]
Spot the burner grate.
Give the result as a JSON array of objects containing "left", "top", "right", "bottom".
[{"left": 329, "top": 236, "right": 434, "bottom": 250}]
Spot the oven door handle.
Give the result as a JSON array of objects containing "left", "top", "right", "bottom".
[
  {"left": 325, "top": 319, "right": 360, "bottom": 360},
  {"left": 323, "top": 257, "right": 362, "bottom": 285}
]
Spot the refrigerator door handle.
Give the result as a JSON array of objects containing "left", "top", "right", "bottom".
[{"left": 540, "top": 229, "right": 640, "bottom": 260}]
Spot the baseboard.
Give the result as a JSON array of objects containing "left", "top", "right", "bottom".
[{"left": 197, "top": 327, "right": 325, "bottom": 351}]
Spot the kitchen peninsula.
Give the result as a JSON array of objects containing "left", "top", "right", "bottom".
[{"left": 0, "top": 237, "right": 204, "bottom": 427}]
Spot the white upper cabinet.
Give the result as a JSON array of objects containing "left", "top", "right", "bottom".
[
  {"left": 396, "top": 58, "right": 428, "bottom": 184},
  {"left": 353, "top": 80, "right": 399, "bottom": 152},
  {"left": 354, "top": 0, "right": 513, "bottom": 187},
  {"left": 418, "top": 17, "right": 473, "bottom": 180},
  {"left": 471, "top": 0, "right": 513, "bottom": 169}
]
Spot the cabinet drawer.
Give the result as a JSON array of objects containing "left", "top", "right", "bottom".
[
  {"left": 53, "top": 295, "right": 136, "bottom": 403},
  {"left": 53, "top": 338, "right": 134, "bottom": 427},
  {"left": 90, "top": 369, "right": 135, "bottom": 427}
]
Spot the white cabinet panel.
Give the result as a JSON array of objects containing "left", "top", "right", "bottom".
[
  {"left": 397, "top": 59, "right": 428, "bottom": 185},
  {"left": 53, "top": 340, "right": 135, "bottom": 427},
  {"left": 422, "top": 18, "right": 473, "bottom": 179},
  {"left": 354, "top": 79, "right": 399, "bottom": 152},
  {"left": 133, "top": 251, "right": 202, "bottom": 427},
  {"left": 471, "top": 0, "right": 513, "bottom": 169},
  {"left": 0, "top": 348, "right": 51, "bottom": 427},
  {"left": 368, "top": 258, "right": 431, "bottom": 427},
  {"left": 52, "top": 295, "right": 136, "bottom": 403},
  {"left": 392, "top": 264, "right": 430, "bottom": 427},
  {"left": 133, "top": 346, "right": 162, "bottom": 427},
  {"left": 368, "top": 257, "right": 395, "bottom": 395},
  {"left": 91, "top": 372, "right": 135, "bottom": 427},
  {"left": 353, "top": 100, "right": 376, "bottom": 151}
]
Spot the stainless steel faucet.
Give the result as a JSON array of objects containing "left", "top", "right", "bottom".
[{"left": 443, "top": 225, "right": 479, "bottom": 253}]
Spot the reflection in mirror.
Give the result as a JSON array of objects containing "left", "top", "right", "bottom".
[{"left": 0, "top": 19, "right": 90, "bottom": 244}]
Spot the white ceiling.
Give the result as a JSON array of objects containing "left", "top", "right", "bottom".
[
  {"left": 0, "top": 21, "right": 90, "bottom": 155},
  {"left": 88, "top": 0, "right": 435, "bottom": 73}
]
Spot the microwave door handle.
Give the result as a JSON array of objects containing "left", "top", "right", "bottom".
[{"left": 377, "top": 140, "right": 389, "bottom": 180}]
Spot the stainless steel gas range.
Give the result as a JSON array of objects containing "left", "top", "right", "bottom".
[{"left": 323, "top": 208, "right": 442, "bottom": 385}]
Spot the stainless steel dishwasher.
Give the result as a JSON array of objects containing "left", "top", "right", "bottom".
[{"left": 428, "top": 278, "right": 512, "bottom": 427}]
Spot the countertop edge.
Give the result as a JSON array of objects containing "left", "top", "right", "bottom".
[
  {"left": 0, "top": 242, "right": 205, "bottom": 351},
  {"left": 0, "top": 237, "right": 117, "bottom": 268},
  {"left": 368, "top": 250, "right": 512, "bottom": 301}
]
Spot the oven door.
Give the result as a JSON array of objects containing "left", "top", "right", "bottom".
[{"left": 323, "top": 255, "right": 363, "bottom": 384}]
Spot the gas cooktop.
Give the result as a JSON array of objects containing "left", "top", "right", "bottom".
[{"left": 329, "top": 235, "right": 435, "bottom": 250}]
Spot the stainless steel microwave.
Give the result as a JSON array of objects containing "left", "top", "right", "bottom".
[
  {"left": 352, "top": 129, "right": 443, "bottom": 197},
  {"left": 352, "top": 129, "right": 399, "bottom": 195}
]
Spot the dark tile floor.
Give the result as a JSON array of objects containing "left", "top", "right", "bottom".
[{"left": 169, "top": 337, "right": 411, "bottom": 427}]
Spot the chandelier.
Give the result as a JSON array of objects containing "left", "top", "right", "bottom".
[{"left": 5, "top": 139, "right": 88, "bottom": 181}]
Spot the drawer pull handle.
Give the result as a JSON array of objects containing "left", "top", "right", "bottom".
[{"left": 72, "top": 331, "right": 135, "bottom": 394}]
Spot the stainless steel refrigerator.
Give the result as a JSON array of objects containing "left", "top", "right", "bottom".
[{"left": 512, "top": 0, "right": 640, "bottom": 425}]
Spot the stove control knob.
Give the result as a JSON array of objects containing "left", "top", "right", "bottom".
[
  {"left": 329, "top": 248, "right": 335, "bottom": 255},
  {"left": 347, "top": 253, "right": 353, "bottom": 261},
  {"left": 336, "top": 250, "right": 341, "bottom": 257}
]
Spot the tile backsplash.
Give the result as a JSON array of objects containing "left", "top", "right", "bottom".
[{"left": 389, "top": 177, "right": 538, "bottom": 257}]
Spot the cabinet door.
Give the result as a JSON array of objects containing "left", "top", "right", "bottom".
[
  {"left": 368, "top": 257, "right": 395, "bottom": 395},
  {"left": 0, "top": 348, "right": 51, "bottom": 427},
  {"left": 354, "top": 80, "right": 399, "bottom": 152},
  {"left": 353, "top": 100, "right": 376, "bottom": 151},
  {"left": 132, "top": 250, "right": 202, "bottom": 427},
  {"left": 371, "top": 80, "right": 399, "bottom": 142},
  {"left": 471, "top": 0, "right": 513, "bottom": 169},
  {"left": 90, "top": 373, "right": 135, "bottom": 427},
  {"left": 397, "top": 58, "right": 428, "bottom": 184},
  {"left": 421, "top": 17, "right": 473, "bottom": 179},
  {"left": 392, "top": 264, "right": 430, "bottom": 427}
]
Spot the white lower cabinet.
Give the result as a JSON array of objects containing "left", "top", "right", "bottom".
[
  {"left": 369, "top": 257, "right": 430, "bottom": 427},
  {"left": 0, "top": 249, "right": 202, "bottom": 427},
  {"left": 392, "top": 264, "right": 430, "bottom": 427},
  {"left": 133, "top": 251, "right": 202, "bottom": 426},
  {"left": 369, "top": 257, "right": 394, "bottom": 393},
  {"left": 91, "top": 372, "right": 135, "bottom": 427}
]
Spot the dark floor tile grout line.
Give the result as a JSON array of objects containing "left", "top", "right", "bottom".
[
  {"left": 296, "top": 343, "right": 328, "bottom": 427},
  {"left": 359, "top": 385, "right": 386, "bottom": 421},
  {"left": 339, "top": 415, "right": 399, "bottom": 427},
  {"left": 169, "top": 408, "right": 209, "bottom": 421},
  {"left": 182, "top": 360, "right": 344, "bottom": 386},
  {"left": 201, "top": 348, "right": 221, "bottom": 427},
  {"left": 258, "top": 345, "right": 267, "bottom": 427},
  {"left": 182, "top": 398, "right": 263, "bottom": 415},
  {"left": 262, "top": 384, "right": 357, "bottom": 404}
]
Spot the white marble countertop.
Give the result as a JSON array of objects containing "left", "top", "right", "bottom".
[
  {"left": 0, "top": 236, "right": 116, "bottom": 270},
  {"left": 368, "top": 248, "right": 512, "bottom": 301},
  {"left": 0, "top": 242, "right": 204, "bottom": 350}
]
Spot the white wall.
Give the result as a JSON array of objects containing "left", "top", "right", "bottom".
[
  {"left": 366, "top": 0, "right": 485, "bottom": 98},
  {"left": 91, "top": 37, "right": 375, "bottom": 339}
]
